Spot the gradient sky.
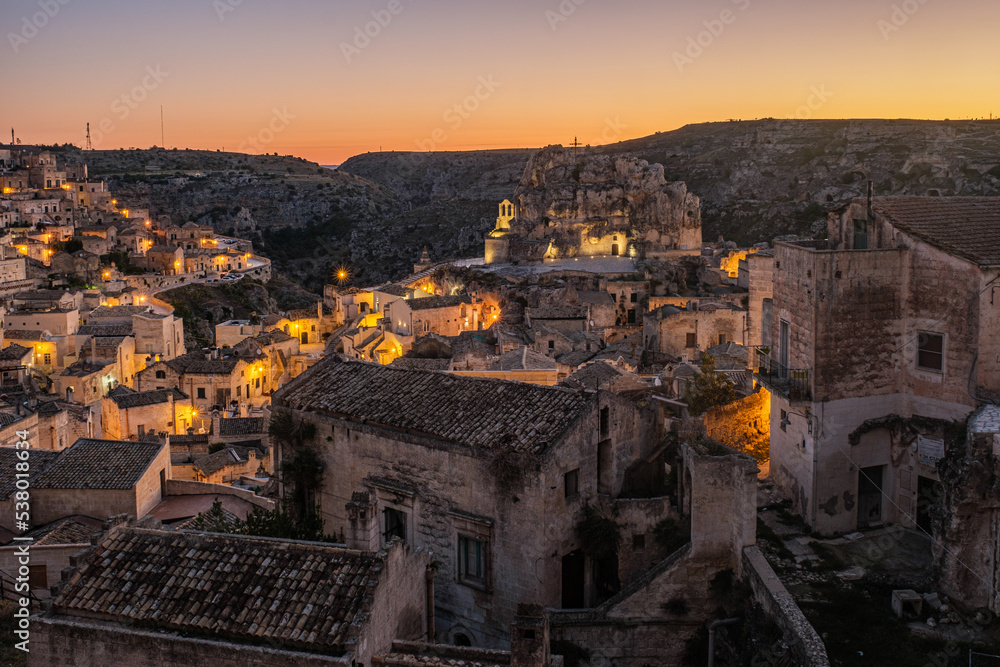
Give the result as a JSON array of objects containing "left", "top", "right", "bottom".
[{"left": 3, "top": 0, "right": 999, "bottom": 164}]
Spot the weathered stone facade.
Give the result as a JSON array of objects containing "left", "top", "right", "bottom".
[{"left": 485, "top": 147, "right": 702, "bottom": 264}]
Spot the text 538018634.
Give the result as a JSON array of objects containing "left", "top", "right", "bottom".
[{"left": 12, "top": 428, "right": 34, "bottom": 653}]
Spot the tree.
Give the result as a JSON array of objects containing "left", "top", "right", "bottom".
[{"left": 684, "top": 353, "right": 737, "bottom": 415}]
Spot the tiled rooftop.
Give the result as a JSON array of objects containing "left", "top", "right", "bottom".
[
  {"left": 164, "top": 351, "right": 245, "bottom": 375},
  {"left": 407, "top": 294, "right": 471, "bottom": 311},
  {"left": 218, "top": 416, "right": 266, "bottom": 436},
  {"left": 25, "top": 515, "right": 105, "bottom": 546},
  {"left": 873, "top": 196, "right": 1000, "bottom": 267},
  {"left": 193, "top": 445, "right": 263, "bottom": 476},
  {"left": 52, "top": 527, "right": 385, "bottom": 656},
  {"left": 76, "top": 323, "right": 134, "bottom": 337},
  {"left": 276, "top": 357, "right": 591, "bottom": 453},
  {"left": 0, "top": 344, "right": 32, "bottom": 362},
  {"left": 0, "top": 449, "right": 60, "bottom": 501},
  {"left": 89, "top": 305, "right": 151, "bottom": 318},
  {"left": 110, "top": 387, "right": 188, "bottom": 409},
  {"left": 31, "top": 439, "right": 164, "bottom": 490},
  {"left": 4, "top": 329, "right": 47, "bottom": 341}
]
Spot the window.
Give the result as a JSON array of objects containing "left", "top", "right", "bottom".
[
  {"left": 155, "top": 370, "right": 166, "bottom": 379},
  {"left": 27, "top": 565, "right": 47, "bottom": 589},
  {"left": 632, "top": 534, "right": 646, "bottom": 551},
  {"left": 383, "top": 507, "right": 407, "bottom": 543},
  {"left": 458, "top": 535, "right": 487, "bottom": 587},
  {"left": 718, "top": 333, "right": 727, "bottom": 345},
  {"left": 630, "top": 292, "right": 638, "bottom": 303},
  {"left": 853, "top": 219, "right": 869, "bottom": 250},
  {"left": 564, "top": 468, "right": 579, "bottom": 497},
  {"left": 548, "top": 340, "right": 555, "bottom": 351},
  {"left": 917, "top": 332, "right": 944, "bottom": 372},
  {"left": 600, "top": 407, "right": 610, "bottom": 438},
  {"left": 43, "top": 353, "right": 51, "bottom": 365},
  {"left": 197, "top": 388, "right": 206, "bottom": 399},
  {"left": 686, "top": 333, "right": 697, "bottom": 348},
  {"left": 236, "top": 385, "right": 241, "bottom": 397}
]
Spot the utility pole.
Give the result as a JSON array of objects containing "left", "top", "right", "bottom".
[
  {"left": 86, "top": 123, "right": 93, "bottom": 151},
  {"left": 160, "top": 106, "right": 165, "bottom": 147}
]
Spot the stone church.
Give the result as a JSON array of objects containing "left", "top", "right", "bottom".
[{"left": 485, "top": 146, "right": 703, "bottom": 264}]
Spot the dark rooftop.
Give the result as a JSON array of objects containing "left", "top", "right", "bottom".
[
  {"left": 406, "top": 294, "right": 471, "bottom": 311},
  {"left": 872, "top": 196, "right": 1000, "bottom": 267},
  {"left": 50, "top": 526, "right": 387, "bottom": 656},
  {"left": 110, "top": 387, "right": 188, "bottom": 410},
  {"left": 218, "top": 416, "right": 266, "bottom": 437},
  {"left": 276, "top": 357, "right": 591, "bottom": 454},
  {"left": 31, "top": 439, "right": 164, "bottom": 490}
]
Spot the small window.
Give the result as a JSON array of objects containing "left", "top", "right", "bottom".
[
  {"left": 197, "top": 388, "right": 206, "bottom": 399},
  {"left": 686, "top": 333, "right": 697, "bottom": 348},
  {"left": 458, "top": 535, "right": 487, "bottom": 587},
  {"left": 564, "top": 468, "right": 580, "bottom": 497},
  {"left": 28, "top": 565, "right": 47, "bottom": 589},
  {"left": 384, "top": 507, "right": 407, "bottom": 543},
  {"left": 917, "top": 332, "right": 944, "bottom": 372},
  {"left": 718, "top": 333, "right": 727, "bottom": 345},
  {"left": 236, "top": 385, "right": 241, "bottom": 397},
  {"left": 632, "top": 534, "right": 646, "bottom": 551},
  {"left": 548, "top": 340, "right": 555, "bottom": 350},
  {"left": 630, "top": 292, "right": 638, "bottom": 303},
  {"left": 155, "top": 370, "right": 166, "bottom": 379}
]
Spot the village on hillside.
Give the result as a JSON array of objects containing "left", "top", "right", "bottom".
[{"left": 2, "top": 142, "right": 999, "bottom": 666}]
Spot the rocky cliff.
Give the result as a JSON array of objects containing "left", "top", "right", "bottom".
[{"left": 505, "top": 146, "right": 702, "bottom": 258}]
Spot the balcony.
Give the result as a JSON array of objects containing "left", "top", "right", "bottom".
[{"left": 753, "top": 347, "right": 812, "bottom": 402}]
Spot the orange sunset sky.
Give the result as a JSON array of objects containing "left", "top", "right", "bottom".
[{"left": 3, "top": 0, "right": 999, "bottom": 164}]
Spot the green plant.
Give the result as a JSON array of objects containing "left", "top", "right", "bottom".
[{"left": 685, "top": 353, "right": 737, "bottom": 415}]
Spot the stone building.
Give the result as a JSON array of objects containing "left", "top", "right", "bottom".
[
  {"left": 29, "top": 519, "right": 432, "bottom": 667},
  {"left": 761, "top": 196, "right": 1000, "bottom": 534},
  {"left": 145, "top": 244, "right": 184, "bottom": 274},
  {"left": 273, "top": 357, "right": 680, "bottom": 649},
  {"left": 136, "top": 348, "right": 258, "bottom": 413},
  {"left": 643, "top": 302, "right": 748, "bottom": 359},
  {"left": 0, "top": 438, "right": 169, "bottom": 534},
  {"left": 484, "top": 147, "right": 702, "bottom": 264},
  {"left": 101, "top": 386, "right": 195, "bottom": 440}
]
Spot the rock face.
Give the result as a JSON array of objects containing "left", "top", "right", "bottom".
[{"left": 485, "top": 146, "right": 702, "bottom": 263}]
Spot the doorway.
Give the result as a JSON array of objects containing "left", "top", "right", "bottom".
[
  {"left": 858, "top": 465, "right": 884, "bottom": 528},
  {"left": 301, "top": 332, "right": 309, "bottom": 345},
  {"left": 917, "top": 476, "right": 943, "bottom": 533},
  {"left": 611, "top": 244, "right": 619, "bottom": 256},
  {"left": 561, "top": 550, "right": 585, "bottom": 609}
]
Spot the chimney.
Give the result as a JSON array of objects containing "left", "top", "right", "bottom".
[
  {"left": 211, "top": 412, "right": 221, "bottom": 437},
  {"left": 345, "top": 491, "right": 379, "bottom": 551},
  {"left": 510, "top": 604, "right": 550, "bottom": 667}
]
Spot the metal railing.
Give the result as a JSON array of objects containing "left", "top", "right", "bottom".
[{"left": 753, "top": 347, "right": 812, "bottom": 401}]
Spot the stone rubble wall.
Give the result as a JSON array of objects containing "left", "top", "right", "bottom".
[{"left": 742, "top": 546, "right": 830, "bottom": 667}]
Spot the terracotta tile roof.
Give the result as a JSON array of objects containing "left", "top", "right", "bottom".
[
  {"left": 0, "top": 344, "right": 32, "bottom": 363},
  {"left": 60, "top": 360, "right": 111, "bottom": 377},
  {"left": 287, "top": 308, "right": 319, "bottom": 321},
  {"left": 89, "top": 305, "right": 152, "bottom": 318},
  {"left": 0, "top": 449, "right": 60, "bottom": 500},
  {"left": 872, "top": 196, "right": 1000, "bottom": 267},
  {"left": 4, "top": 330, "right": 47, "bottom": 341},
  {"left": 193, "top": 445, "right": 263, "bottom": 476},
  {"left": 76, "top": 323, "right": 134, "bottom": 337},
  {"left": 390, "top": 358, "right": 451, "bottom": 371},
  {"left": 31, "top": 439, "right": 164, "bottom": 490},
  {"left": 555, "top": 349, "right": 597, "bottom": 368},
  {"left": 560, "top": 360, "right": 647, "bottom": 393},
  {"left": 217, "top": 416, "right": 265, "bottom": 437},
  {"left": 110, "top": 388, "right": 188, "bottom": 409},
  {"left": 375, "top": 642, "right": 514, "bottom": 667},
  {"left": 25, "top": 515, "right": 105, "bottom": 546},
  {"left": 407, "top": 294, "right": 470, "bottom": 311},
  {"left": 493, "top": 347, "right": 556, "bottom": 371},
  {"left": 52, "top": 527, "right": 385, "bottom": 655},
  {"left": 175, "top": 505, "right": 243, "bottom": 531},
  {"left": 276, "top": 357, "right": 591, "bottom": 454},
  {"left": 165, "top": 351, "right": 244, "bottom": 375}
]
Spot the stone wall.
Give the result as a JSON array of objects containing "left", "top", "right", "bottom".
[
  {"left": 704, "top": 390, "right": 770, "bottom": 468},
  {"left": 163, "top": 478, "right": 275, "bottom": 510},
  {"left": 28, "top": 615, "right": 353, "bottom": 667},
  {"left": 284, "top": 389, "right": 660, "bottom": 648},
  {"left": 742, "top": 546, "right": 830, "bottom": 667},
  {"left": 745, "top": 252, "right": 773, "bottom": 348}
]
